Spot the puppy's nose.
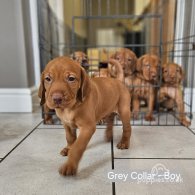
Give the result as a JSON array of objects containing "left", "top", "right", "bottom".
[
  {"left": 151, "top": 72, "right": 157, "bottom": 79},
  {"left": 81, "top": 59, "right": 89, "bottom": 67},
  {"left": 52, "top": 93, "right": 63, "bottom": 105},
  {"left": 82, "top": 59, "right": 87, "bottom": 63}
]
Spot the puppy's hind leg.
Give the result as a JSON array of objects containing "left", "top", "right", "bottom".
[
  {"left": 105, "top": 113, "right": 115, "bottom": 142},
  {"left": 117, "top": 92, "right": 131, "bottom": 149}
]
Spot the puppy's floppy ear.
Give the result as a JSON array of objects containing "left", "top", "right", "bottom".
[
  {"left": 136, "top": 56, "right": 144, "bottom": 72},
  {"left": 38, "top": 73, "right": 46, "bottom": 106},
  {"left": 154, "top": 56, "right": 161, "bottom": 75},
  {"left": 161, "top": 63, "right": 167, "bottom": 75},
  {"left": 132, "top": 53, "right": 138, "bottom": 71},
  {"left": 77, "top": 67, "right": 90, "bottom": 102}
]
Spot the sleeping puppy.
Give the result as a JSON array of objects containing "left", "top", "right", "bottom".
[
  {"left": 38, "top": 57, "right": 132, "bottom": 175},
  {"left": 70, "top": 51, "right": 89, "bottom": 72},
  {"left": 159, "top": 63, "right": 191, "bottom": 127},
  {"left": 132, "top": 54, "right": 159, "bottom": 121}
]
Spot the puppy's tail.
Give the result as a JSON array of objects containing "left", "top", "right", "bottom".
[{"left": 108, "top": 59, "right": 124, "bottom": 82}]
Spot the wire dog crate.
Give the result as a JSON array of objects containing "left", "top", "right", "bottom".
[{"left": 37, "top": 0, "right": 194, "bottom": 127}]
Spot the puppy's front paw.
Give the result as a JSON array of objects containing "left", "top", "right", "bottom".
[
  {"left": 117, "top": 140, "right": 129, "bottom": 149},
  {"left": 181, "top": 119, "right": 191, "bottom": 127},
  {"left": 132, "top": 113, "right": 139, "bottom": 120},
  {"left": 59, "top": 162, "right": 77, "bottom": 176},
  {"left": 60, "top": 147, "right": 69, "bottom": 156},
  {"left": 45, "top": 118, "right": 54, "bottom": 125},
  {"left": 145, "top": 115, "right": 155, "bottom": 121}
]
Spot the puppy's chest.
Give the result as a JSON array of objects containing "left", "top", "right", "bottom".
[
  {"left": 160, "top": 86, "right": 180, "bottom": 99},
  {"left": 55, "top": 109, "right": 76, "bottom": 128},
  {"left": 133, "top": 79, "right": 152, "bottom": 98}
]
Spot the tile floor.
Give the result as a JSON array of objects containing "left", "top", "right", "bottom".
[{"left": 0, "top": 108, "right": 195, "bottom": 195}]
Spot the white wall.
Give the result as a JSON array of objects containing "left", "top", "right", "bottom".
[{"left": 0, "top": 0, "right": 38, "bottom": 112}]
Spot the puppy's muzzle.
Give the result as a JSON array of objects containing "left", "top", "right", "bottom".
[
  {"left": 81, "top": 59, "right": 89, "bottom": 67},
  {"left": 52, "top": 92, "right": 63, "bottom": 105},
  {"left": 166, "top": 75, "right": 177, "bottom": 82},
  {"left": 150, "top": 72, "right": 158, "bottom": 81},
  {"left": 151, "top": 73, "right": 157, "bottom": 80}
]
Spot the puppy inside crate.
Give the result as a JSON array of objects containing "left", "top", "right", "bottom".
[
  {"left": 41, "top": 49, "right": 191, "bottom": 127},
  {"left": 158, "top": 62, "right": 191, "bottom": 127},
  {"left": 93, "top": 48, "right": 191, "bottom": 126}
]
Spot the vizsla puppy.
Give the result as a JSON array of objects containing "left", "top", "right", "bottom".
[
  {"left": 132, "top": 54, "right": 159, "bottom": 121},
  {"left": 43, "top": 51, "right": 89, "bottom": 124},
  {"left": 109, "top": 48, "right": 137, "bottom": 78},
  {"left": 159, "top": 63, "right": 191, "bottom": 127},
  {"left": 38, "top": 57, "right": 132, "bottom": 175}
]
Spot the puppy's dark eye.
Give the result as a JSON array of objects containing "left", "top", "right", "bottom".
[
  {"left": 164, "top": 70, "right": 168, "bottom": 73},
  {"left": 176, "top": 69, "right": 180, "bottom": 72},
  {"left": 68, "top": 76, "right": 76, "bottom": 82},
  {"left": 116, "top": 57, "right": 120, "bottom": 60},
  {"left": 45, "top": 76, "right": 52, "bottom": 82},
  {"left": 128, "top": 58, "right": 132, "bottom": 62}
]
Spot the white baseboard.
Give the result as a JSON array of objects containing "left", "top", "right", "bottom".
[{"left": 0, "top": 86, "right": 38, "bottom": 112}]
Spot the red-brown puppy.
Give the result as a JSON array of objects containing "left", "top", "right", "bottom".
[
  {"left": 132, "top": 54, "right": 159, "bottom": 121},
  {"left": 109, "top": 48, "right": 137, "bottom": 77},
  {"left": 38, "top": 57, "right": 132, "bottom": 175},
  {"left": 159, "top": 63, "right": 191, "bottom": 127},
  {"left": 43, "top": 51, "right": 89, "bottom": 124}
]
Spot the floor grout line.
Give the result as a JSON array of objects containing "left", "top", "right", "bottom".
[
  {"left": 36, "top": 127, "right": 107, "bottom": 130},
  {"left": 0, "top": 120, "right": 43, "bottom": 163},
  {"left": 186, "top": 127, "right": 195, "bottom": 135},
  {"left": 37, "top": 128, "right": 64, "bottom": 129},
  {"left": 114, "top": 157, "right": 195, "bottom": 160}
]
